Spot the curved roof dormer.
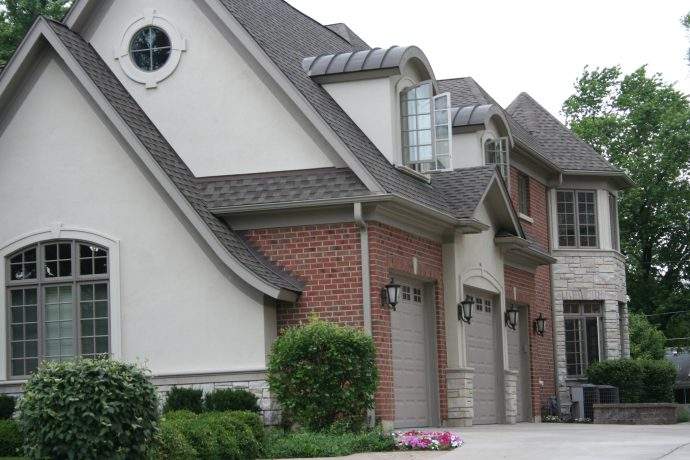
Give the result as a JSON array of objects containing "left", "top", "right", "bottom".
[
  {"left": 451, "top": 104, "right": 514, "bottom": 146},
  {"left": 302, "top": 46, "right": 436, "bottom": 87}
]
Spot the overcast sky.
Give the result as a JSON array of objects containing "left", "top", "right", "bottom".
[{"left": 287, "top": 0, "right": 690, "bottom": 119}]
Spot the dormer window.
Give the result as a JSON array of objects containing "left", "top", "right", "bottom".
[
  {"left": 484, "top": 137, "right": 509, "bottom": 178},
  {"left": 401, "top": 83, "right": 452, "bottom": 172}
]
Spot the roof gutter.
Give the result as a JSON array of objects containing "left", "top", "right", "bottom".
[{"left": 562, "top": 170, "right": 635, "bottom": 189}]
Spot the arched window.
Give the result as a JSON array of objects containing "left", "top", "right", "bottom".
[
  {"left": 484, "top": 137, "right": 509, "bottom": 178},
  {"left": 6, "top": 241, "right": 110, "bottom": 377}
]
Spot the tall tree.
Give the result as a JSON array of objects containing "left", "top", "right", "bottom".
[
  {"left": 563, "top": 66, "right": 690, "bottom": 345},
  {"left": 684, "top": 12, "right": 690, "bottom": 65},
  {"left": 0, "top": 0, "right": 70, "bottom": 67},
  {"left": 629, "top": 312, "right": 667, "bottom": 360}
]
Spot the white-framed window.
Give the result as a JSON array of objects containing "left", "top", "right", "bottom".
[
  {"left": 556, "top": 190, "right": 598, "bottom": 248},
  {"left": 609, "top": 193, "right": 620, "bottom": 251},
  {"left": 518, "top": 172, "right": 530, "bottom": 216},
  {"left": 484, "top": 137, "right": 509, "bottom": 178},
  {"left": 564, "top": 300, "right": 603, "bottom": 377},
  {"left": 6, "top": 241, "right": 110, "bottom": 378},
  {"left": 401, "top": 82, "right": 452, "bottom": 172}
]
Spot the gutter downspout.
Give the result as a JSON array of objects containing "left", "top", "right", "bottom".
[{"left": 354, "top": 202, "right": 372, "bottom": 335}]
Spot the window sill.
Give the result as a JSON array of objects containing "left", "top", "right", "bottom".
[
  {"left": 518, "top": 213, "right": 533, "bottom": 224},
  {"left": 395, "top": 165, "right": 431, "bottom": 184}
]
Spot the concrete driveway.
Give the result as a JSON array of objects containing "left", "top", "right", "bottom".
[{"left": 342, "top": 423, "right": 690, "bottom": 460}]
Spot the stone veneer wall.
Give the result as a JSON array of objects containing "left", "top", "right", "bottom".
[{"left": 551, "top": 250, "right": 629, "bottom": 413}]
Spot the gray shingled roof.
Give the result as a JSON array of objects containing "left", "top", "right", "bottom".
[
  {"left": 325, "top": 23, "right": 370, "bottom": 49},
  {"left": 200, "top": 168, "right": 371, "bottom": 209},
  {"left": 219, "top": 0, "right": 453, "bottom": 216},
  {"left": 46, "top": 19, "right": 304, "bottom": 292},
  {"left": 302, "top": 46, "right": 421, "bottom": 79},
  {"left": 428, "top": 166, "right": 496, "bottom": 219},
  {"left": 507, "top": 92, "right": 619, "bottom": 172}
]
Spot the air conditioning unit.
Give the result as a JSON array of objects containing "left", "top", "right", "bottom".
[
  {"left": 570, "top": 384, "right": 620, "bottom": 420},
  {"left": 598, "top": 385, "right": 620, "bottom": 405}
]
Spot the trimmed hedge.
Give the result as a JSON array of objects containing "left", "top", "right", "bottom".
[
  {"left": 0, "top": 394, "right": 16, "bottom": 420},
  {"left": 268, "top": 320, "right": 378, "bottom": 431},
  {"left": 163, "top": 387, "right": 204, "bottom": 414},
  {"left": 19, "top": 358, "right": 159, "bottom": 459},
  {"left": 204, "top": 388, "right": 260, "bottom": 413},
  {"left": 587, "top": 358, "right": 677, "bottom": 403},
  {"left": 162, "top": 410, "right": 263, "bottom": 459},
  {"left": 0, "top": 419, "right": 22, "bottom": 457},
  {"left": 263, "top": 428, "right": 395, "bottom": 458}
]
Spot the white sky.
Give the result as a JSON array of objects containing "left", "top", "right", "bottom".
[{"left": 287, "top": 0, "right": 690, "bottom": 119}]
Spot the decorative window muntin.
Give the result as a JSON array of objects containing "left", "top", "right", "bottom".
[
  {"left": 518, "top": 172, "right": 530, "bottom": 216},
  {"left": 557, "top": 190, "right": 598, "bottom": 248},
  {"left": 6, "top": 241, "right": 110, "bottom": 378},
  {"left": 564, "top": 300, "right": 603, "bottom": 377},
  {"left": 401, "top": 82, "right": 452, "bottom": 172},
  {"left": 484, "top": 137, "right": 509, "bottom": 178},
  {"left": 129, "top": 26, "right": 172, "bottom": 72}
]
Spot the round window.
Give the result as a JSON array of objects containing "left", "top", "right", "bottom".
[{"left": 129, "top": 26, "right": 172, "bottom": 72}]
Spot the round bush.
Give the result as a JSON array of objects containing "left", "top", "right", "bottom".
[
  {"left": 19, "top": 358, "right": 159, "bottom": 459},
  {"left": 0, "top": 420, "right": 22, "bottom": 456},
  {"left": 224, "top": 410, "right": 265, "bottom": 443},
  {"left": 154, "top": 418, "right": 198, "bottom": 459},
  {"left": 163, "top": 386, "right": 203, "bottom": 413},
  {"left": 205, "top": 387, "right": 260, "bottom": 413},
  {"left": 267, "top": 319, "right": 378, "bottom": 431},
  {"left": 0, "top": 394, "right": 16, "bottom": 420},
  {"left": 587, "top": 359, "right": 643, "bottom": 403},
  {"left": 640, "top": 359, "right": 677, "bottom": 402}
]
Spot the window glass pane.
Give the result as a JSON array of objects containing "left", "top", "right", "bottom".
[
  {"left": 8, "top": 288, "right": 38, "bottom": 376},
  {"left": 518, "top": 173, "right": 530, "bottom": 215},
  {"left": 557, "top": 191, "right": 577, "bottom": 247},
  {"left": 585, "top": 318, "right": 600, "bottom": 366},
  {"left": 79, "top": 283, "right": 109, "bottom": 358},
  {"left": 44, "top": 244, "right": 57, "bottom": 261},
  {"left": 565, "top": 319, "right": 582, "bottom": 376},
  {"left": 44, "top": 285, "right": 74, "bottom": 362}
]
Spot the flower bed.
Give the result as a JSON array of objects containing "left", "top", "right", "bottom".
[{"left": 393, "top": 430, "right": 463, "bottom": 451}]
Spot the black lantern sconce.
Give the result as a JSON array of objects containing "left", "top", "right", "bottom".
[
  {"left": 505, "top": 304, "right": 519, "bottom": 331},
  {"left": 458, "top": 295, "right": 474, "bottom": 324},
  {"left": 382, "top": 278, "right": 401, "bottom": 311},
  {"left": 534, "top": 313, "right": 547, "bottom": 336}
]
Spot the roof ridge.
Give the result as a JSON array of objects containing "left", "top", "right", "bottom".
[{"left": 278, "top": 0, "right": 359, "bottom": 50}]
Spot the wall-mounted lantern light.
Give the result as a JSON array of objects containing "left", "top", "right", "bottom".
[
  {"left": 458, "top": 295, "right": 474, "bottom": 324},
  {"left": 383, "top": 278, "right": 401, "bottom": 311},
  {"left": 534, "top": 313, "right": 547, "bottom": 336},
  {"left": 505, "top": 304, "right": 519, "bottom": 331}
]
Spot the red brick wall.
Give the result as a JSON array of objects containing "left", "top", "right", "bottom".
[
  {"left": 507, "top": 166, "right": 555, "bottom": 417},
  {"left": 245, "top": 221, "right": 447, "bottom": 424},
  {"left": 367, "top": 222, "right": 446, "bottom": 424}
]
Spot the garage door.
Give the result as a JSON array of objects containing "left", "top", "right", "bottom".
[
  {"left": 467, "top": 295, "right": 498, "bottom": 425},
  {"left": 392, "top": 282, "right": 430, "bottom": 428},
  {"left": 507, "top": 305, "right": 529, "bottom": 422}
]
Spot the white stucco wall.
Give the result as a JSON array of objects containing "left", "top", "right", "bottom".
[
  {"left": 451, "top": 120, "right": 503, "bottom": 171},
  {"left": 79, "top": 0, "right": 342, "bottom": 177},
  {"left": 0, "top": 52, "right": 272, "bottom": 380}
]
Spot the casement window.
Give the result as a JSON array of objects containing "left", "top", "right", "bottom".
[
  {"left": 556, "top": 190, "right": 598, "bottom": 248},
  {"left": 6, "top": 241, "right": 110, "bottom": 378},
  {"left": 609, "top": 193, "right": 620, "bottom": 251},
  {"left": 484, "top": 137, "right": 509, "bottom": 179},
  {"left": 401, "top": 82, "right": 452, "bottom": 172},
  {"left": 564, "top": 301, "right": 603, "bottom": 377},
  {"left": 518, "top": 172, "right": 530, "bottom": 216}
]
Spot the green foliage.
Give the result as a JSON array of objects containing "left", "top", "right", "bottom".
[
  {"left": 587, "top": 358, "right": 677, "bottom": 403},
  {"left": 18, "top": 358, "right": 159, "bottom": 459},
  {"left": 587, "top": 359, "right": 644, "bottom": 403},
  {"left": 683, "top": 12, "right": 690, "bottom": 64},
  {"left": 204, "top": 387, "right": 260, "bottom": 413},
  {"left": 152, "top": 418, "right": 198, "bottom": 460},
  {"left": 0, "top": 394, "right": 16, "bottom": 419},
  {"left": 678, "top": 408, "right": 689, "bottom": 423},
  {"left": 164, "top": 411, "right": 261, "bottom": 460},
  {"left": 639, "top": 359, "right": 677, "bottom": 403},
  {"left": 163, "top": 387, "right": 203, "bottom": 414},
  {"left": 563, "top": 66, "right": 690, "bottom": 344},
  {"left": 263, "top": 428, "right": 395, "bottom": 458},
  {"left": 223, "top": 410, "right": 265, "bottom": 444},
  {"left": 0, "top": 419, "right": 22, "bottom": 456},
  {"left": 0, "top": 0, "right": 71, "bottom": 66},
  {"left": 267, "top": 320, "right": 378, "bottom": 431},
  {"left": 629, "top": 313, "right": 667, "bottom": 360}
]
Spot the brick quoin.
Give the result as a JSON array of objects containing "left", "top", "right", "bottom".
[
  {"left": 507, "top": 166, "right": 556, "bottom": 417},
  {"left": 245, "top": 221, "right": 447, "bottom": 425}
]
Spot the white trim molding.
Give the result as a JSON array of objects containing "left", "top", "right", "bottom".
[
  {"left": 115, "top": 9, "right": 187, "bottom": 89},
  {"left": 0, "top": 225, "right": 122, "bottom": 381}
]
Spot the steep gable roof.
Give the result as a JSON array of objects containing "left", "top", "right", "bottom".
[
  {"left": 0, "top": 18, "right": 303, "bottom": 298},
  {"left": 507, "top": 92, "right": 620, "bottom": 173}
]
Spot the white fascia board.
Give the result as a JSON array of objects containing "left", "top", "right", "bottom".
[
  {"left": 473, "top": 174, "right": 524, "bottom": 238},
  {"left": 0, "top": 19, "right": 298, "bottom": 302}
]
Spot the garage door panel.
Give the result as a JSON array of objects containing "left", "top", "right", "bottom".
[{"left": 467, "top": 296, "right": 498, "bottom": 425}]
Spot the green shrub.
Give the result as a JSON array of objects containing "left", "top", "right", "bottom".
[
  {"left": 587, "top": 359, "right": 643, "bottom": 403},
  {"left": 18, "top": 358, "right": 159, "bottom": 459},
  {"left": 678, "top": 408, "right": 689, "bottom": 424},
  {"left": 170, "top": 411, "right": 261, "bottom": 459},
  {"left": 263, "top": 428, "right": 395, "bottom": 458},
  {"left": 268, "top": 319, "right": 378, "bottom": 431},
  {"left": 224, "top": 410, "right": 265, "bottom": 443},
  {"left": 0, "top": 394, "right": 16, "bottom": 420},
  {"left": 0, "top": 419, "right": 22, "bottom": 456},
  {"left": 163, "top": 387, "right": 203, "bottom": 414},
  {"left": 153, "top": 418, "right": 198, "bottom": 459},
  {"left": 204, "top": 387, "right": 260, "bottom": 413},
  {"left": 639, "top": 359, "right": 677, "bottom": 403}
]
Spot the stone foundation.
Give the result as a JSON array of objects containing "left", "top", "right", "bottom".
[
  {"left": 593, "top": 404, "right": 679, "bottom": 425},
  {"left": 446, "top": 368, "right": 473, "bottom": 427},
  {"left": 504, "top": 370, "right": 518, "bottom": 424}
]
